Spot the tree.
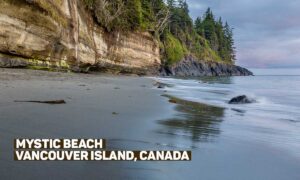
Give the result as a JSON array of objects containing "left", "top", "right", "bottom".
[
  {"left": 125, "top": 0, "right": 143, "bottom": 29},
  {"left": 201, "top": 8, "right": 217, "bottom": 46},
  {"left": 194, "top": 8, "right": 236, "bottom": 62},
  {"left": 167, "top": 0, "right": 175, "bottom": 8},
  {"left": 93, "top": 0, "right": 125, "bottom": 31},
  {"left": 224, "top": 22, "right": 236, "bottom": 61},
  {"left": 140, "top": 0, "right": 170, "bottom": 37},
  {"left": 83, "top": 0, "right": 236, "bottom": 64},
  {"left": 215, "top": 17, "right": 225, "bottom": 58}
]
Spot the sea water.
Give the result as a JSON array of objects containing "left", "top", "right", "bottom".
[{"left": 156, "top": 68, "right": 300, "bottom": 160}]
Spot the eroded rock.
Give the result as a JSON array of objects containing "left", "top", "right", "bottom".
[
  {"left": 160, "top": 57, "right": 253, "bottom": 77},
  {"left": 0, "top": 1, "right": 160, "bottom": 74},
  {"left": 228, "top": 95, "right": 255, "bottom": 104}
]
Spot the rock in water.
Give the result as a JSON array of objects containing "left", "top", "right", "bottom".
[
  {"left": 154, "top": 81, "right": 167, "bottom": 89},
  {"left": 157, "top": 83, "right": 165, "bottom": 89},
  {"left": 229, "top": 95, "right": 254, "bottom": 104}
]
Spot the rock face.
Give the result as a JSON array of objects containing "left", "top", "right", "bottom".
[
  {"left": 0, "top": 0, "right": 160, "bottom": 74},
  {"left": 0, "top": 1, "right": 252, "bottom": 76},
  {"left": 160, "top": 56, "right": 253, "bottom": 76},
  {"left": 228, "top": 95, "right": 255, "bottom": 104}
]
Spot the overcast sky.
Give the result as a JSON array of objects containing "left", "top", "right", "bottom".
[{"left": 186, "top": 0, "right": 300, "bottom": 68}]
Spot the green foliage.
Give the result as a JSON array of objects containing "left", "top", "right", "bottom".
[
  {"left": 164, "top": 33, "right": 185, "bottom": 64},
  {"left": 83, "top": 0, "right": 143, "bottom": 31},
  {"left": 194, "top": 8, "right": 235, "bottom": 62},
  {"left": 161, "top": 1, "right": 223, "bottom": 64},
  {"left": 82, "top": 0, "right": 236, "bottom": 64},
  {"left": 126, "top": 0, "right": 143, "bottom": 28},
  {"left": 140, "top": 0, "right": 153, "bottom": 30},
  {"left": 140, "top": 0, "right": 166, "bottom": 31},
  {"left": 189, "top": 34, "right": 221, "bottom": 62},
  {"left": 82, "top": 0, "right": 95, "bottom": 9}
]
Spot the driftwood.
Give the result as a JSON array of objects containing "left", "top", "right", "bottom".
[{"left": 14, "top": 100, "right": 66, "bottom": 104}]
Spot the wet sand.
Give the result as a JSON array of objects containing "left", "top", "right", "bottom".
[{"left": 0, "top": 68, "right": 299, "bottom": 180}]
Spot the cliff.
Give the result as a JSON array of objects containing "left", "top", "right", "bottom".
[
  {"left": 0, "top": 0, "right": 160, "bottom": 74},
  {"left": 0, "top": 0, "right": 252, "bottom": 76}
]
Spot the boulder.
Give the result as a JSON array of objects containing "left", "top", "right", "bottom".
[
  {"left": 229, "top": 95, "right": 255, "bottom": 104},
  {"left": 156, "top": 82, "right": 166, "bottom": 89}
]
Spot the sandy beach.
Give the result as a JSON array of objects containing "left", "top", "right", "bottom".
[{"left": 0, "top": 68, "right": 300, "bottom": 180}]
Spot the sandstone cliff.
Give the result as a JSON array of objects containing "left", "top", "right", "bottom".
[
  {"left": 0, "top": 0, "right": 252, "bottom": 76},
  {"left": 0, "top": 0, "right": 160, "bottom": 74}
]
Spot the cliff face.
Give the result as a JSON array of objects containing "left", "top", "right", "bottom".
[
  {"left": 0, "top": 0, "right": 252, "bottom": 76},
  {"left": 0, "top": 0, "right": 160, "bottom": 74}
]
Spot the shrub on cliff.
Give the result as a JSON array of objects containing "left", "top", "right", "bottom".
[
  {"left": 83, "top": 0, "right": 143, "bottom": 31},
  {"left": 164, "top": 33, "right": 186, "bottom": 65},
  {"left": 82, "top": 0, "right": 235, "bottom": 64},
  {"left": 194, "top": 8, "right": 236, "bottom": 62}
]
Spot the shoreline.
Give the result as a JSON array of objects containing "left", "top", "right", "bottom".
[
  {"left": 0, "top": 58, "right": 254, "bottom": 77},
  {"left": 0, "top": 68, "right": 174, "bottom": 179},
  {"left": 0, "top": 68, "right": 299, "bottom": 180}
]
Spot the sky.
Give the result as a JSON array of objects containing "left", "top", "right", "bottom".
[{"left": 186, "top": 0, "right": 300, "bottom": 68}]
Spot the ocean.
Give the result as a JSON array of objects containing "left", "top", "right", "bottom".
[{"left": 156, "top": 68, "right": 300, "bottom": 160}]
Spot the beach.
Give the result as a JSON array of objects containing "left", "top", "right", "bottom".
[{"left": 0, "top": 68, "right": 300, "bottom": 180}]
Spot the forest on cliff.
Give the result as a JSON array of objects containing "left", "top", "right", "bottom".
[{"left": 83, "top": 0, "right": 236, "bottom": 65}]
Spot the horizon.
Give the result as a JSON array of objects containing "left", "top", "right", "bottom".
[{"left": 186, "top": 0, "right": 300, "bottom": 68}]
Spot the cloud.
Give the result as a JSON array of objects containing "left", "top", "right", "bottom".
[{"left": 186, "top": 0, "right": 300, "bottom": 68}]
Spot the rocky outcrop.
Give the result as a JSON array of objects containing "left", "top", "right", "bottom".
[
  {"left": 229, "top": 95, "right": 256, "bottom": 104},
  {"left": 0, "top": 0, "right": 160, "bottom": 74},
  {"left": 160, "top": 56, "right": 253, "bottom": 76}
]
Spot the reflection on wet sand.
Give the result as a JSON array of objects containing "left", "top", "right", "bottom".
[{"left": 157, "top": 95, "right": 225, "bottom": 143}]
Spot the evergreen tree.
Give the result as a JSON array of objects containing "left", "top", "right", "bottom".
[
  {"left": 193, "top": 8, "right": 235, "bottom": 62},
  {"left": 125, "top": 0, "right": 143, "bottom": 28},
  {"left": 224, "top": 22, "right": 235, "bottom": 61},
  {"left": 194, "top": 17, "right": 204, "bottom": 37},
  {"left": 202, "top": 8, "right": 217, "bottom": 47},
  {"left": 83, "top": 0, "right": 236, "bottom": 64},
  {"left": 167, "top": 0, "right": 175, "bottom": 8}
]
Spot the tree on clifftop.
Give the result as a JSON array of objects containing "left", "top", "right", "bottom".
[
  {"left": 83, "top": 0, "right": 236, "bottom": 63},
  {"left": 194, "top": 8, "right": 236, "bottom": 62}
]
